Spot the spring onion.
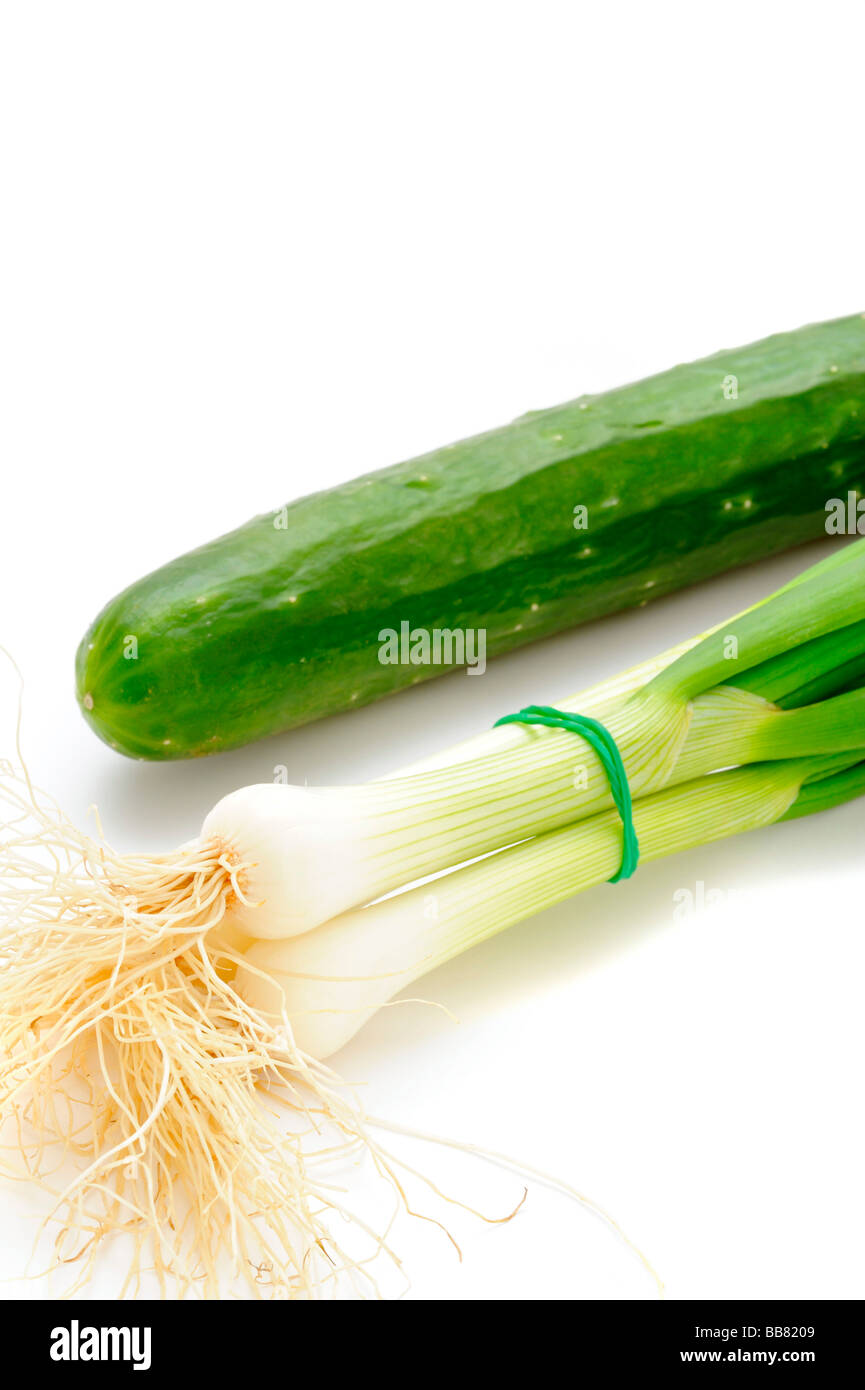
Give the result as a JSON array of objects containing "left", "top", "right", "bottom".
[{"left": 1, "top": 540, "right": 864, "bottom": 1297}]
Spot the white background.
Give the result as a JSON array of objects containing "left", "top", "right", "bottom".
[{"left": 1, "top": 1, "right": 863, "bottom": 1300}]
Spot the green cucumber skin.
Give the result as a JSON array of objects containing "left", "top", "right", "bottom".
[{"left": 77, "top": 315, "right": 865, "bottom": 759}]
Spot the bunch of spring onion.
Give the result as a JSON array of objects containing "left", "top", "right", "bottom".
[{"left": 2, "top": 540, "right": 865, "bottom": 1296}]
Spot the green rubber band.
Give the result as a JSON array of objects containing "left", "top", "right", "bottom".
[{"left": 493, "top": 704, "right": 640, "bottom": 882}]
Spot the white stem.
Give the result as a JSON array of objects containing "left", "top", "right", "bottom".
[
  {"left": 381, "top": 633, "right": 704, "bottom": 777},
  {"left": 235, "top": 762, "right": 803, "bottom": 1058},
  {"left": 203, "top": 677, "right": 780, "bottom": 939}
]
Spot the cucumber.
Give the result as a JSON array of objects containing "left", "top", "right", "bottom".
[{"left": 77, "top": 315, "right": 865, "bottom": 759}]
